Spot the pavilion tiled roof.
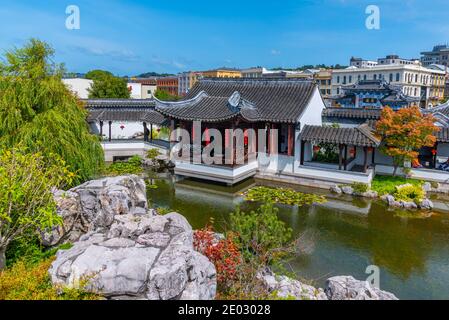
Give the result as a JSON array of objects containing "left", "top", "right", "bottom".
[
  {"left": 83, "top": 99, "right": 156, "bottom": 108},
  {"left": 301, "top": 124, "right": 381, "bottom": 147},
  {"left": 425, "top": 103, "right": 449, "bottom": 117},
  {"left": 84, "top": 99, "right": 166, "bottom": 125},
  {"left": 156, "top": 90, "right": 261, "bottom": 123},
  {"left": 322, "top": 108, "right": 382, "bottom": 120},
  {"left": 156, "top": 78, "right": 317, "bottom": 123}
]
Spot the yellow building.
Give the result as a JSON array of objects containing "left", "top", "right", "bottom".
[
  {"left": 314, "top": 69, "right": 333, "bottom": 98},
  {"left": 200, "top": 68, "right": 242, "bottom": 78}
]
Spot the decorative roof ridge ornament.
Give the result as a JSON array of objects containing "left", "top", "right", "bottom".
[
  {"left": 227, "top": 91, "right": 257, "bottom": 113},
  {"left": 228, "top": 91, "right": 241, "bottom": 108},
  {"left": 155, "top": 90, "right": 209, "bottom": 109}
]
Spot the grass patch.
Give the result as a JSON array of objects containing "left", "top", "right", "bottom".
[
  {"left": 243, "top": 186, "right": 326, "bottom": 206},
  {"left": 371, "top": 175, "right": 423, "bottom": 196}
]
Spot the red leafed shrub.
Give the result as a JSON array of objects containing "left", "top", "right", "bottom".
[{"left": 194, "top": 226, "right": 242, "bottom": 286}]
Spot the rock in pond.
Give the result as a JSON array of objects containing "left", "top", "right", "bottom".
[
  {"left": 419, "top": 199, "right": 434, "bottom": 210},
  {"left": 325, "top": 276, "right": 398, "bottom": 300},
  {"left": 258, "top": 269, "right": 327, "bottom": 300},
  {"left": 49, "top": 212, "right": 217, "bottom": 300},
  {"left": 341, "top": 186, "right": 354, "bottom": 195},
  {"left": 330, "top": 185, "right": 342, "bottom": 194}
]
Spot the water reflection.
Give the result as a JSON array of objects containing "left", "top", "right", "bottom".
[{"left": 147, "top": 173, "right": 449, "bottom": 299}]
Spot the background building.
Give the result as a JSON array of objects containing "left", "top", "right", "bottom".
[
  {"left": 377, "top": 54, "right": 420, "bottom": 66},
  {"left": 331, "top": 64, "right": 446, "bottom": 108},
  {"left": 331, "top": 79, "right": 419, "bottom": 109},
  {"left": 178, "top": 71, "right": 201, "bottom": 96},
  {"left": 200, "top": 68, "right": 241, "bottom": 78},
  {"left": 62, "top": 78, "right": 93, "bottom": 99},
  {"left": 428, "top": 64, "right": 449, "bottom": 100},
  {"left": 156, "top": 76, "right": 179, "bottom": 96},
  {"left": 127, "top": 82, "right": 142, "bottom": 99},
  {"left": 350, "top": 57, "right": 378, "bottom": 68},
  {"left": 314, "top": 69, "right": 333, "bottom": 99},
  {"left": 421, "top": 45, "right": 449, "bottom": 67},
  {"left": 132, "top": 78, "right": 158, "bottom": 98}
]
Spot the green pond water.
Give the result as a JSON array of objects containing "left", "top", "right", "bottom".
[{"left": 146, "top": 172, "right": 449, "bottom": 300}]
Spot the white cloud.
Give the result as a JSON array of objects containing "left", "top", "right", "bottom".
[{"left": 270, "top": 49, "right": 281, "bottom": 55}]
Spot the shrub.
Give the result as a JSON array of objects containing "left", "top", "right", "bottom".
[
  {"left": 393, "top": 184, "right": 426, "bottom": 204},
  {"left": 371, "top": 175, "right": 423, "bottom": 196},
  {"left": 229, "top": 202, "right": 292, "bottom": 262},
  {"left": 102, "top": 155, "right": 143, "bottom": 176},
  {"left": 243, "top": 186, "right": 326, "bottom": 206},
  {"left": 194, "top": 226, "right": 242, "bottom": 290},
  {"left": 146, "top": 148, "right": 161, "bottom": 160},
  {"left": 351, "top": 182, "right": 369, "bottom": 194},
  {"left": 0, "top": 258, "right": 100, "bottom": 300}
]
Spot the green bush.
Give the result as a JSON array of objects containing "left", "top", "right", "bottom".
[
  {"left": 146, "top": 148, "right": 161, "bottom": 160},
  {"left": 371, "top": 175, "right": 423, "bottom": 196},
  {"left": 102, "top": 155, "right": 143, "bottom": 176},
  {"left": 229, "top": 202, "right": 292, "bottom": 262},
  {"left": 351, "top": 182, "right": 369, "bottom": 194},
  {"left": 0, "top": 258, "right": 100, "bottom": 300},
  {"left": 393, "top": 184, "right": 425, "bottom": 204}
]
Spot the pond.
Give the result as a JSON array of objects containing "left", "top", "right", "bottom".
[{"left": 146, "top": 172, "right": 449, "bottom": 300}]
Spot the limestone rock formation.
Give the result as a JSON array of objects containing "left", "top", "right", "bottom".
[
  {"left": 325, "top": 276, "right": 398, "bottom": 300},
  {"left": 258, "top": 269, "right": 327, "bottom": 300},
  {"left": 43, "top": 175, "right": 149, "bottom": 246},
  {"left": 49, "top": 212, "right": 217, "bottom": 300}
]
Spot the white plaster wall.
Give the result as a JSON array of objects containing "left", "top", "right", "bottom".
[
  {"left": 294, "top": 166, "right": 374, "bottom": 184},
  {"left": 93, "top": 121, "right": 145, "bottom": 140},
  {"left": 63, "top": 78, "right": 93, "bottom": 99},
  {"left": 141, "top": 85, "right": 157, "bottom": 99},
  {"left": 294, "top": 87, "right": 326, "bottom": 172},
  {"left": 298, "top": 87, "right": 324, "bottom": 130},
  {"left": 102, "top": 142, "right": 167, "bottom": 162},
  {"left": 258, "top": 153, "right": 295, "bottom": 174},
  {"left": 127, "top": 83, "right": 142, "bottom": 99}
]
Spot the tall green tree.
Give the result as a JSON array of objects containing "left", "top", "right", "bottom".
[
  {"left": 0, "top": 39, "right": 104, "bottom": 185},
  {"left": 85, "top": 69, "right": 113, "bottom": 80},
  {"left": 154, "top": 89, "right": 180, "bottom": 101},
  {"left": 87, "top": 70, "right": 131, "bottom": 99}
]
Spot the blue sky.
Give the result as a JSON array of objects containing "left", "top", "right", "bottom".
[{"left": 0, "top": 0, "right": 448, "bottom": 75}]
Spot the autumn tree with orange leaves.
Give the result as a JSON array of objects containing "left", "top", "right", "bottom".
[{"left": 375, "top": 106, "right": 439, "bottom": 176}]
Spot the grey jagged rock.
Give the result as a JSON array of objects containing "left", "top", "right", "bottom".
[
  {"left": 49, "top": 212, "right": 217, "bottom": 300},
  {"left": 44, "top": 175, "right": 151, "bottom": 246},
  {"left": 258, "top": 269, "right": 327, "bottom": 300},
  {"left": 325, "top": 276, "right": 398, "bottom": 300},
  {"left": 330, "top": 185, "right": 342, "bottom": 194}
]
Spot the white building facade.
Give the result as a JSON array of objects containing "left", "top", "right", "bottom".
[
  {"left": 63, "top": 78, "right": 93, "bottom": 99},
  {"left": 331, "top": 64, "right": 446, "bottom": 108}
]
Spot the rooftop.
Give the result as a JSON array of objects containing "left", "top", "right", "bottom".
[
  {"left": 156, "top": 78, "right": 317, "bottom": 123},
  {"left": 301, "top": 124, "right": 381, "bottom": 147}
]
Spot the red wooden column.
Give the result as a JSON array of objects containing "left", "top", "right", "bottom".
[{"left": 287, "top": 124, "right": 294, "bottom": 156}]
